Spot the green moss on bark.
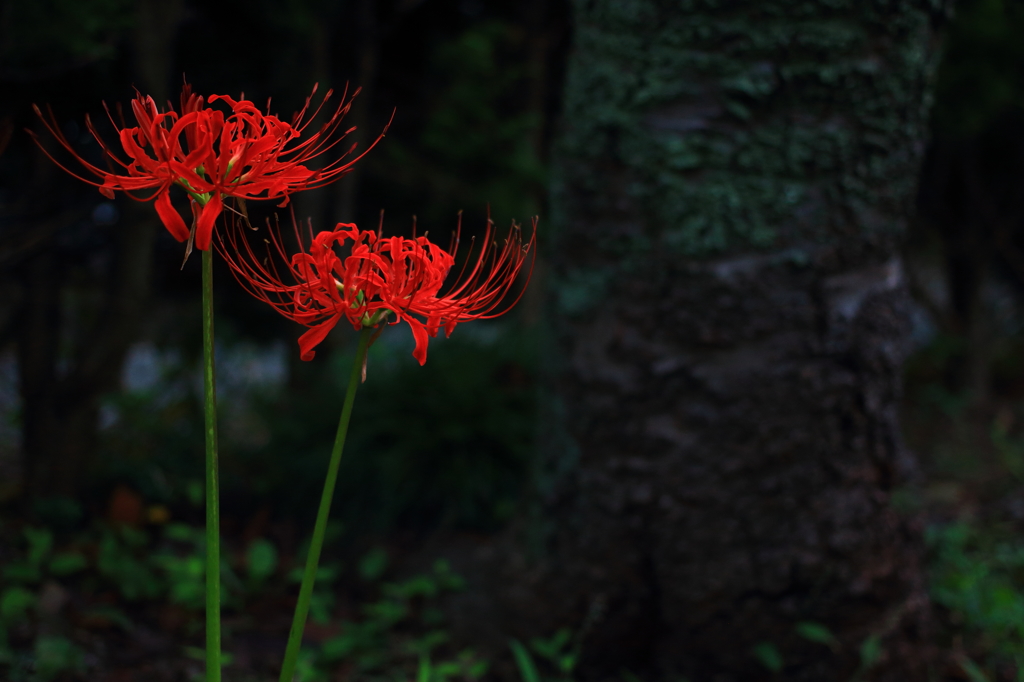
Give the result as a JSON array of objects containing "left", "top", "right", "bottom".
[{"left": 554, "top": 0, "right": 947, "bottom": 258}]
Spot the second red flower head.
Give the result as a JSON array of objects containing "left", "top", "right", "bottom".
[{"left": 219, "top": 213, "right": 537, "bottom": 365}]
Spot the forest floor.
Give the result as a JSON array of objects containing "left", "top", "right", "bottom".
[
  {"left": 3, "top": 367, "right": 1024, "bottom": 681},
  {"left": 0, "top": 496, "right": 505, "bottom": 682},
  {"left": 900, "top": 351, "right": 1024, "bottom": 682}
]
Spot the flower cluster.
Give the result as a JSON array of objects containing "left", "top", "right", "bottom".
[
  {"left": 32, "top": 83, "right": 383, "bottom": 251},
  {"left": 219, "top": 215, "right": 536, "bottom": 364}
]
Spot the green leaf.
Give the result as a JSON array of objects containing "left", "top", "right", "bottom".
[
  {"left": 467, "top": 658, "right": 489, "bottom": 679},
  {"left": 185, "top": 480, "right": 203, "bottom": 506},
  {"left": 795, "top": 621, "right": 838, "bottom": 649},
  {"left": 363, "top": 598, "right": 406, "bottom": 627},
  {"left": 956, "top": 654, "right": 991, "bottom": 682},
  {"left": 308, "top": 590, "right": 335, "bottom": 625},
  {"left": 509, "top": 639, "right": 542, "bottom": 682},
  {"left": 293, "top": 650, "right": 319, "bottom": 682},
  {"left": 752, "top": 642, "right": 783, "bottom": 673},
  {"left": 859, "top": 635, "right": 882, "bottom": 669},
  {"left": 1, "top": 563, "right": 40, "bottom": 584},
  {"left": 79, "top": 605, "right": 133, "bottom": 631},
  {"left": 422, "top": 606, "right": 446, "bottom": 626},
  {"left": 384, "top": 575, "right": 439, "bottom": 600},
  {"left": 406, "top": 630, "right": 449, "bottom": 656},
  {"left": 118, "top": 525, "right": 148, "bottom": 548},
  {"left": 49, "top": 552, "right": 88, "bottom": 576},
  {"left": 0, "top": 587, "right": 36, "bottom": 622},
  {"left": 433, "top": 560, "right": 466, "bottom": 591},
  {"left": 433, "top": 661, "right": 463, "bottom": 681},
  {"left": 530, "top": 627, "right": 571, "bottom": 660},
  {"left": 164, "top": 523, "right": 199, "bottom": 543},
  {"left": 97, "top": 530, "right": 161, "bottom": 602},
  {"left": 23, "top": 527, "right": 53, "bottom": 569},
  {"left": 359, "top": 547, "right": 389, "bottom": 581},
  {"left": 246, "top": 538, "right": 278, "bottom": 582},
  {"left": 418, "top": 654, "right": 432, "bottom": 682},
  {"left": 34, "top": 635, "right": 84, "bottom": 680},
  {"left": 321, "top": 632, "right": 359, "bottom": 661}
]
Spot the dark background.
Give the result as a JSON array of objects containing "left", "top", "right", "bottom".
[
  {"left": 1, "top": 0, "right": 1024, "bottom": 680},
  {"left": 0, "top": 0, "right": 563, "bottom": 528}
]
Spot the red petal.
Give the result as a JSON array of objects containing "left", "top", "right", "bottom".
[
  {"left": 297, "top": 313, "right": 342, "bottom": 361},
  {"left": 194, "top": 192, "right": 223, "bottom": 251},
  {"left": 99, "top": 186, "right": 115, "bottom": 199},
  {"left": 405, "top": 317, "right": 430, "bottom": 366},
  {"left": 154, "top": 190, "right": 190, "bottom": 242}
]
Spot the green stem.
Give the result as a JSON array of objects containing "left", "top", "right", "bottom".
[
  {"left": 279, "top": 327, "right": 372, "bottom": 682},
  {"left": 202, "top": 248, "right": 221, "bottom": 682}
]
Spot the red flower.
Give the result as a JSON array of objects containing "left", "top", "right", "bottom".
[
  {"left": 219, "top": 213, "right": 536, "bottom": 364},
  {"left": 31, "top": 83, "right": 386, "bottom": 251}
]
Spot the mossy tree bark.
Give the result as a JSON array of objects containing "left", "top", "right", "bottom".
[{"left": 525, "top": 1, "right": 949, "bottom": 679}]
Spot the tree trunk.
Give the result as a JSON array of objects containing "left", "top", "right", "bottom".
[{"left": 510, "top": 1, "right": 947, "bottom": 679}]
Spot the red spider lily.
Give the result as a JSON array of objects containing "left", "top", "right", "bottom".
[
  {"left": 31, "top": 82, "right": 387, "bottom": 251},
  {"left": 218, "top": 211, "right": 536, "bottom": 364}
]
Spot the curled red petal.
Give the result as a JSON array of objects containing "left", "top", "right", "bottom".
[
  {"left": 195, "top": 192, "right": 222, "bottom": 251},
  {"left": 154, "top": 190, "right": 190, "bottom": 242},
  {"left": 405, "top": 317, "right": 431, "bottom": 366},
  {"left": 298, "top": 313, "right": 342, "bottom": 361}
]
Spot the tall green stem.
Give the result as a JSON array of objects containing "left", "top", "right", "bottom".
[
  {"left": 202, "top": 248, "right": 221, "bottom": 682},
  {"left": 279, "top": 327, "right": 372, "bottom": 682}
]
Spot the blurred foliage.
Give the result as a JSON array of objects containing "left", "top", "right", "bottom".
[
  {"left": 903, "top": 350, "right": 1024, "bottom": 679},
  {"left": 908, "top": 7, "right": 1024, "bottom": 674},
  {"left": 425, "top": 23, "right": 534, "bottom": 168},
  {"left": 931, "top": 0, "right": 1024, "bottom": 138},
  {"left": 341, "top": 326, "right": 538, "bottom": 531},
  {"left": 90, "top": 322, "right": 537, "bottom": 534},
  {"left": 299, "top": 558, "right": 484, "bottom": 682},
  {"left": 929, "top": 521, "right": 1024, "bottom": 678},
  {"left": 510, "top": 628, "right": 580, "bottom": 682},
  {"left": 0, "top": 513, "right": 496, "bottom": 681},
  {"left": 911, "top": 0, "right": 1024, "bottom": 397},
  {"left": 379, "top": 20, "right": 545, "bottom": 226},
  {"left": 0, "top": 0, "right": 133, "bottom": 75}
]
